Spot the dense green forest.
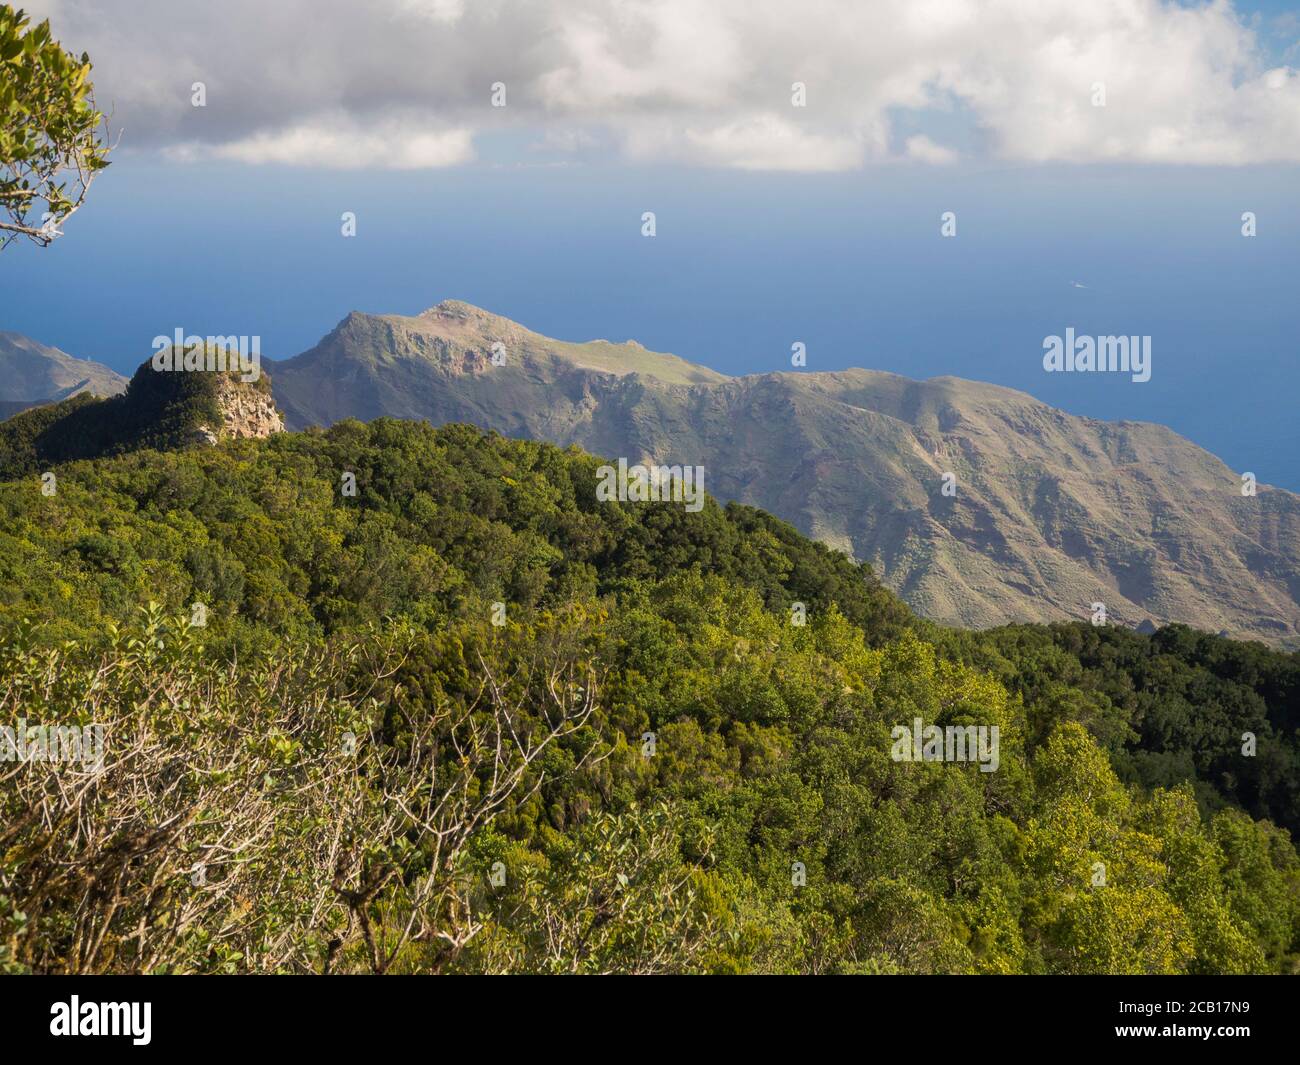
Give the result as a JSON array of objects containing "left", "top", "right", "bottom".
[{"left": 2, "top": 414, "right": 1298, "bottom": 973}]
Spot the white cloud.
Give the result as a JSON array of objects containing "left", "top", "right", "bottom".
[
  {"left": 625, "top": 115, "right": 866, "bottom": 171},
  {"left": 24, "top": 0, "right": 1300, "bottom": 170},
  {"left": 168, "top": 116, "right": 474, "bottom": 169},
  {"left": 903, "top": 134, "right": 958, "bottom": 165}
]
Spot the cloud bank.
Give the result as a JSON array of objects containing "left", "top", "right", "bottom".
[{"left": 27, "top": 0, "right": 1300, "bottom": 170}]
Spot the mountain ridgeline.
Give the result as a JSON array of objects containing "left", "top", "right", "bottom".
[
  {"left": 7, "top": 305, "right": 1299, "bottom": 647},
  {"left": 266, "top": 300, "right": 1300, "bottom": 649},
  {"left": 0, "top": 331, "right": 127, "bottom": 405}
]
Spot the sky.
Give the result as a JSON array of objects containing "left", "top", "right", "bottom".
[{"left": 3, "top": 0, "right": 1299, "bottom": 488}]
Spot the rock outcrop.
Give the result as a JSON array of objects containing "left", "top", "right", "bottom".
[{"left": 199, "top": 373, "right": 285, "bottom": 442}]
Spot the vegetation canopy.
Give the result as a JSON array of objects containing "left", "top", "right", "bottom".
[
  {"left": 0, "top": 4, "right": 111, "bottom": 249},
  {"left": 2, "top": 421, "right": 1297, "bottom": 974}
]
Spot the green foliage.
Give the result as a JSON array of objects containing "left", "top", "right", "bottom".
[
  {"left": 0, "top": 4, "right": 110, "bottom": 248},
  {"left": 939, "top": 621, "right": 1300, "bottom": 837},
  {"left": 461, "top": 804, "right": 726, "bottom": 974},
  {"left": 0, "top": 416, "right": 910, "bottom": 649},
  {"left": 2, "top": 419, "right": 1298, "bottom": 973}
]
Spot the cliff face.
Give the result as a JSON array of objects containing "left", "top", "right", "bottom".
[{"left": 199, "top": 374, "right": 285, "bottom": 442}]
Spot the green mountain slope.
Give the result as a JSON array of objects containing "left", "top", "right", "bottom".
[
  {"left": 270, "top": 301, "right": 1300, "bottom": 648},
  {"left": 0, "top": 416, "right": 907, "bottom": 645},
  {"left": 2, "top": 418, "right": 1297, "bottom": 974}
]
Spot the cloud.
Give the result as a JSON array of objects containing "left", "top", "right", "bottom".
[
  {"left": 166, "top": 116, "right": 474, "bottom": 169},
  {"left": 903, "top": 134, "right": 958, "bottom": 165},
  {"left": 625, "top": 115, "right": 866, "bottom": 171},
  {"left": 25, "top": 0, "right": 1300, "bottom": 170}
]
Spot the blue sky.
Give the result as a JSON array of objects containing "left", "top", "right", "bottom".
[{"left": 3, "top": 0, "right": 1299, "bottom": 487}]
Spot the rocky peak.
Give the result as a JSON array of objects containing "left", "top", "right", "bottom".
[
  {"left": 420, "top": 298, "right": 496, "bottom": 323},
  {"left": 417, "top": 299, "right": 530, "bottom": 343}
]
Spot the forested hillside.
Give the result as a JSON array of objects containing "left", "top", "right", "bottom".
[{"left": 2, "top": 419, "right": 1298, "bottom": 974}]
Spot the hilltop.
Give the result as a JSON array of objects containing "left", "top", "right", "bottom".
[{"left": 0, "top": 350, "right": 282, "bottom": 479}]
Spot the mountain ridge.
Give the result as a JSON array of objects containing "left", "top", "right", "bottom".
[
  {"left": 6, "top": 303, "right": 1295, "bottom": 646},
  {"left": 269, "top": 300, "right": 1300, "bottom": 648},
  {"left": 0, "top": 331, "right": 128, "bottom": 404}
]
